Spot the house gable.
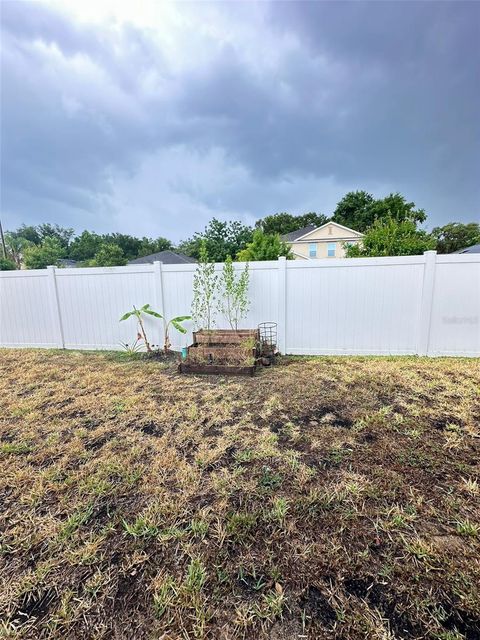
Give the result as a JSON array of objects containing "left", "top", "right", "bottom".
[
  {"left": 285, "top": 221, "right": 363, "bottom": 259},
  {"left": 292, "top": 222, "right": 363, "bottom": 243}
]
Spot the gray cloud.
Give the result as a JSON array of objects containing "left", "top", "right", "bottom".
[{"left": 1, "top": 0, "right": 478, "bottom": 240}]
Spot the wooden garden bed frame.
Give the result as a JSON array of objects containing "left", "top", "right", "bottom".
[
  {"left": 178, "top": 363, "right": 256, "bottom": 376},
  {"left": 180, "top": 329, "right": 260, "bottom": 376},
  {"left": 193, "top": 329, "right": 259, "bottom": 346}
]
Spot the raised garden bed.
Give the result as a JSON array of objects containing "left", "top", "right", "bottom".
[
  {"left": 193, "top": 328, "right": 259, "bottom": 345},
  {"left": 178, "top": 362, "right": 256, "bottom": 376},
  {"left": 181, "top": 328, "right": 260, "bottom": 376},
  {"left": 186, "top": 343, "right": 256, "bottom": 364},
  {"left": 188, "top": 344, "right": 256, "bottom": 359}
]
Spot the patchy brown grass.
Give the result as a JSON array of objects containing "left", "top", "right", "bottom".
[{"left": 0, "top": 349, "right": 479, "bottom": 640}]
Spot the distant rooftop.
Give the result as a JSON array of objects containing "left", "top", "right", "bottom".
[
  {"left": 58, "top": 259, "right": 78, "bottom": 268},
  {"left": 454, "top": 244, "right": 480, "bottom": 254},
  {"left": 128, "top": 250, "right": 197, "bottom": 265},
  {"left": 281, "top": 224, "right": 317, "bottom": 242}
]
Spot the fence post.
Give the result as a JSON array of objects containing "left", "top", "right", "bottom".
[
  {"left": 153, "top": 261, "right": 165, "bottom": 348},
  {"left": 47, "top": 265, "right": 65, "bottom": 348},
  {"left": 417, "top": 250, "right": 437, "bottom": 356},
  {"left": 278, "top": 256, "right": 287, "bottom": 354}
]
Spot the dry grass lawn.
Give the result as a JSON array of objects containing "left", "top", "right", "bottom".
[{"left": 0, "top": 349, "right": 479, "bottom": 640}]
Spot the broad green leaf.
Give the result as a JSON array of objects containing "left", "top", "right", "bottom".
[
  {"left": 120, "top": 311, "right": 135, "bottom": 321},
  {"left": 143, "top": 308, "right": 163, "bottom": 319},
  {"left": 171, "top": 323, "right": 187, "bottom": 334}
]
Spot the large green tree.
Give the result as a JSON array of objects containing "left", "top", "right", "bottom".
[
  {"left": 136, "top": 236, "right": 173, "bottom": 258},
  {"left": 11, "top": 224, "right": 41, "bottom": 245},
  {"left": 255, "top": 212, "right": 328, "bottom": 236},
  {"left": 345, "top": 218, "right": 435, "bottom": 258},
  {"left": 431, "top": 222, "right": 480, "bottom": 254},
  {"left": 178, "top": 218, "right": 253, "bottom": 262},
  {"left": 68, "top": 231, "right": 103, "bottom": 261},
  {"left": 332, "top": 191, "right": 375, "bottom": 231},
  {"left": 0, "top": 257, "right": 16, "bottom": 270},
  {"left": 101, "top": 234, "right": 142, "bottom": 260},
  {"left": 237, "top": 230, "right": 293, "bottom": 261},
  {"left": 91, "top": 243, "right": 127, "bottom": 267},
  {"left": 333, "top": 191, "right": 426, "bottom": 232},
  {"left": 8, "top": 223, "right": 74, "bottom": 257},
  {"left": 4, "top": 232, "right": 32, "bottom": 268},
  {"left": 23, "top": 237, "right": 66, "bottom": 269},
  {"left": 367, "top": 193, "right": 426, "bottom": 226},
  {"left": 37, "top": 223, "right": 75, "bottom": 249},
  {"left": 69, "top": 232, "right": 172, "bottom": 262}
]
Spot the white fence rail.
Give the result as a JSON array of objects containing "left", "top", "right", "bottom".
[{"left": 1, "top": 251, "right": 479, "bottom": 357}]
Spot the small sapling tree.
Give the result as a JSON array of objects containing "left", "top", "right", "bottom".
[
  {"left": 191, "top": 242, "right": 218, "bottom": 331},
  {"left": 218, "top": 256, "right": 250, "bottom": 330}
]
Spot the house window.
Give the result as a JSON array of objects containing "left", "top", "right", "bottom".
[
  {"left": 309, "top": 243, "right": 317, "bottom": 258},
  {"left": 327, "top": 242, "right": 336, "bottom": 257}
]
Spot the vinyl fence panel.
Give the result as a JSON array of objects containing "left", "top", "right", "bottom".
[
  {"left": 428, "top": 254, "right": 480, "bottom": 356},
  {"left": 1, "top": 252, "right": 479, "bottom": 357},
  {"left": 54, "top": 265, "right": 157, "bottom": 350},
  {"left": 0, "top": 269, "right": 58, "bottom": 347},
  {"left": 285, "top": 256, "right": 426, "bottom": 355}
]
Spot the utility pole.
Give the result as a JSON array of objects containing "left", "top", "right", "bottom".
[{"left": 0, "top": 217, "right": 6, "bottom": 258}]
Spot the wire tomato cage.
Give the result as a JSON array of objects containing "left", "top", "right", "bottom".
[{"left": 258, "top": 322, "right": 278, "bottom": 361}]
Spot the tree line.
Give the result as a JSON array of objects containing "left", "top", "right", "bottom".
[
  {"left": 1, "top": 191, "right": 479, "bottom": 270},
  {"left": 0, "top": 226, "right": 173, "bottom": 270}
]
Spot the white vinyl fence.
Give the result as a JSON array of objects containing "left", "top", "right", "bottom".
[{"left": 0, "top": 251, "right": 479, "bottom": 357}]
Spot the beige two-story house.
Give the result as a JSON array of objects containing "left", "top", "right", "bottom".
[{"left": 281, "top": 221, "right": 363, "bottom": 259}]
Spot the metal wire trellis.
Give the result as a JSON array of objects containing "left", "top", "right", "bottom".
[{"left": 258, "top": 322, "right": 277, "bottom": 357}]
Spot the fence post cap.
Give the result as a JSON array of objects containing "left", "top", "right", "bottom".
[
  {"left": 278, "top": 256, "right": 287, "bottom": 262},
  {"left": 423, "top": 250, "right": 437, "bottom": 255},
  {"left": 47, "top": 265, "right": 57, "bottom": 269}
]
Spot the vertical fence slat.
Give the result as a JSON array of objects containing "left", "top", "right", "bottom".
[
  {"left": 153, "top": 261, "right": 165, "bottom": 348},
  {"left": 47, "top": 266, "right": 65, "bottom": 349},
  {"left": 417, "top": 250, "right": 437, "bottom": 356},
  {"left": 278, "top": 256, "right": 287, "bottom": 353}
]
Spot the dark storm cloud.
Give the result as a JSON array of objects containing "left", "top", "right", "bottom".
[
  {"left": 267, "top": 1, "right": 480, "bottom": 183},
  {"left": 1, "top": 0, "right": 478, "bottom": 238}
]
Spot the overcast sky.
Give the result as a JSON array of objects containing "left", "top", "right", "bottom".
[{"left": 1, "top": 0, "right": 479, "bottom": 241}]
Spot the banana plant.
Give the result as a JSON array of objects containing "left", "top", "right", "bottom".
[
  {"left": 162, "top": 315, "right": 191, "bottom": 353},
  {"left": 120, "top": 304, "right": 191, "bottom": 353},
  {"left": 120, "top": 304, "right": 161, "bottom": 352}
]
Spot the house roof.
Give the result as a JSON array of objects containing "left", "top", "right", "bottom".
[
  {"left": 454, "top": 244, "right": 480, "bottom": 254},
  {"left": 128, "top": 250, "right": 197, "bottom": 265},
  {"left": 58, "top": 259, "right": 78, "bottom": 268},
  {"left": 281, "top": 224, "right": 317, "bottom": 242},
  {"left": 281, "top": 221, "right": 363, "bottom": 242}
]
